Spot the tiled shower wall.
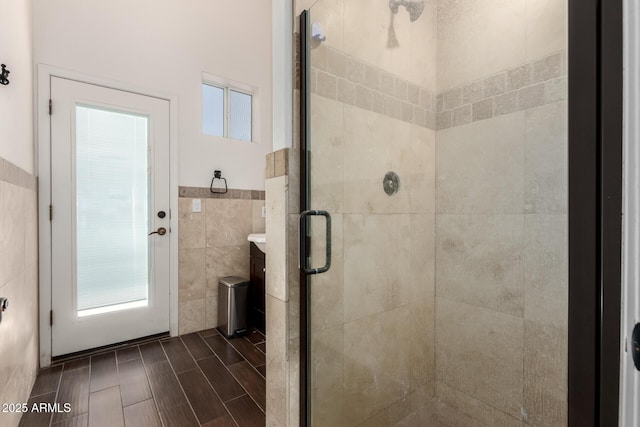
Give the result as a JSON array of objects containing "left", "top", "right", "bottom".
[
  {"left": 433, "top": 1, "right": 568, "bottom": 425},
  {"left": 0, "top": 159, "right": 39, "bottom": 427},
  {"left": 177, "top": 188, "right": 265, "bottom": 335}
]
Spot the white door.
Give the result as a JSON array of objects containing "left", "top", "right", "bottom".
[{"left": 50, "top": 77, "right": 171, "bottom": 356}]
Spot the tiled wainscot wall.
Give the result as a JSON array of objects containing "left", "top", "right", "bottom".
[
  {"left": 0, "top": 159, "right": 39, "bottom": 427},
  {"left": 178, "top": 187, "right": 265, "bottom": 335}
]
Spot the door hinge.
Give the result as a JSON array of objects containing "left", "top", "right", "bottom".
[
  {"left": 49, "top": 310, "right": 53, "bottom": 326},
  {"left": 49, "top": 205, "right": 53, "bottom": 221},
  {"left": 48, "top": 99, "right": 52, "bottom": 115}
]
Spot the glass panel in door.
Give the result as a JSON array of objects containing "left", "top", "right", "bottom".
[
  {"left": 304, "top": 0, "right": 568, "bottom": 425},
  {"left": 75, "top": 106, "right": 150, "bottom": 316}
]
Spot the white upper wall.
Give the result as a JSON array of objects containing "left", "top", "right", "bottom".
[
  {"left": 0, "top": 0, "right": 34, "bottom": 174},
  {"left": 33, "top": 0, "right": 272, "bottom": 190}
]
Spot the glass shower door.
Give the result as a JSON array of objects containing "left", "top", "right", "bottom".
[{"left": 303, "top": 0, "right": 568, "bottom": 425}]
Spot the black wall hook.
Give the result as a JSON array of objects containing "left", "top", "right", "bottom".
[
  {"left": 210, "top": 170, "right": 228, "bottom": 194},
  {"left": 0, "top": 64, "right": 10, "bottom": 86}
]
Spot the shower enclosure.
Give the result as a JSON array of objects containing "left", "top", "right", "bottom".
[{"left": 300, "top": 0, "right": 571, "bottom": 425}]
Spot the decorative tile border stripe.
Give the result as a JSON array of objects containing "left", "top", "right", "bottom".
[
  {"left": 179, "top": 186, "right": 265, "bottom": 200},
  {"left": 309, "top": 44, "right": 437, "bottom": 130},
  {"left": 0, "top": 157, "right": 37, "bottom": 192},
  {"left": 436, "top": 51, "right": 568, "bottom": 130}
]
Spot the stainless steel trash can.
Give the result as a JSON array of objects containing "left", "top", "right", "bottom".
[{"left": 217, "top": 276, "right": 250, "bottom": 338}]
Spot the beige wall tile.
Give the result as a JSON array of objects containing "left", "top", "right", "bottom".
[
  {"left": 178, "top": 298, "right": 205, "bottom": 335},
  {"left": 252, "top": 200, "right": 266, "bottom": 233},
  {"left": 532, "top": 53, "right": 563, "bottom": 84},
  {"left": 483, "top": 73, "right": 506, "bottom": 97},
  {"left": 266, "top": 176, "right": 288, "bottom": 301},
  {"left": 437, "top": 111, "right": 452, "bottom": 130},
  {"left": 337, "top": 78, "right": 356, "bottom": 105},
  {"left": 472, "top": 98, "right": 494, "bottom": 121},
  {"left": 24, "top": 190, "right": 38, "bottom": 269},
  {"left": 287, "top": 147, "right": 301, "bottom": 214},
  {"left": 310, "top": 325, "right": 345, "bottom": 426},
  {"left": 204, "top": 199, "right": 252, "bottom": 247},
  {"left": 328, "top": 48, "right": 347, "bottom": 77},
  {"left": 288, "top": 338, "right": 300, "bottom": 425},
  {"left": 266, "top": 295, "right": 288, "bottom": 426},
  {"left": 343, "top": 214, "right": 411, "bottom": 322},
  {"left": 204, "top": 296, "right": 218, "bottom": 329},
  {"left": 266, "top": 295, "right": 288, "bottom": 363},
  {"left": 266, "top": 152, "right": 276, "bottom": 179},
  {"left": 523, "top": 320, "right": 567, "bottom": 426},
  {"left": 317, "top": 70, "right": 338, "bottom": 99},
  {"left": 435, "top": 298, "right": 524, "bottom": 420},
  {"left": 494, "top": 91, "right": 519, "bottom": 116},
  {"left": 436, "top": 381, "right": 524, "bottom": 427},
  {"left": 178, "top": 248, "right": 206, "bottom": 301},
  {"left": 463, "top": 80, "right": 484, "bottom": 104},
  {"left": 436, "top": 113, "right": 526, "bottom": 214},
  {"left": 410, "top": 214, "right": 435, "bottom": 302},
  {"left": 545, "top": 77, "right": 568, "bottom": 104},
  {"left": 307, "top": 0, "right": 344, "bottom": 50},
  {"left": 343, "top": 105, "right": 412, "bottom": 214},
  {"left": 409, "top": 126, "right": 436, "bottom": 214},
  {"left": 0, "top": 182, "right": 25, "bottom": 286},
  {"left": 524, "top": 101, "right": 568, "bottom": 214},
  {"left": 275, "top": 149, "right": 289, "bottom": 177},
  {"left": 287, "top": 215, "right": 300, "bottom": 336},
  {"left": 358, "top": 394, "right": 413, "bottom": 427},
  {"left": 526, "top": 0, "right": 567, "bottom": 61},
  {"left": 343, "top": 0, "right": 429, "bottom": 87},
  {"left": 309, "top": 213, "right": 344, "bottom": 332},
  {"left": 0, "top": 183, "right": 38, "bottom": 427},
  {"left": 178, "top": 198, "right": 206, "bottom": 250},
  {"left": 410, "top": 298, "right": 435, "bottom": 393},
  {"left": 437, "top": 0, "right": 526, "bottom": 91},
  {"left": 402, "top": 396, "right": 485, "bottom": 427},
  {"left": 310, "top": 95, "right": 345, "bottom": 213},
  {"left": 507, "top": 64, "right": 533, "bottom": 91},
  {"left": 410, "top": 0, "right": 438, "bottom": 90},
  {"left": 343, "top": 306, "right": 412, "bottom": 425},
  {"left": 204, "top": 245, "right": 250, "bottom": 296},
  {"left": 518, "top": 83, "right": 545, "bottom": 111},
  {"left": 311, "top": 44, "right": 328, "bottom": 72},
  {"left": 524, "top": 214, "right": 568, "bottom": 328},
  {"left": 436, "top": 214, "right": 524, "bottom": 316}
]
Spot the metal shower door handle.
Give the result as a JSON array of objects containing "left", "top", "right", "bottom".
[{"left": 299, "top": 210, "right": 332, "bottom": 275}]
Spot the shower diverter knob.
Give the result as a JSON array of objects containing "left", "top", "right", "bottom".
[{"left": 0, "top": 298, "right": 8, "bottom": 325}]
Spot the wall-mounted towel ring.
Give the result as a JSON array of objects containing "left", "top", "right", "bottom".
[
  {"left": 210, "top": 170, "right": 228, "bottom": 194},
  {"left": 0, "top": 64, "right": 10, "bottom": 86}
]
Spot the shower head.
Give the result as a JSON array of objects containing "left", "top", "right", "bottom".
[{"left": 389, "top": 0, "right": 425, "bottom": 22}]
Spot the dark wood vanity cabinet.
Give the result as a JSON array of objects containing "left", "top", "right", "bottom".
[{"left": 249, "top": 242, "right": 266, "bottom": 334}]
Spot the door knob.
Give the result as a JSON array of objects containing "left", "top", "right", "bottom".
[{"left": 148, "top": 227, "right": 167, "bottom": 236}]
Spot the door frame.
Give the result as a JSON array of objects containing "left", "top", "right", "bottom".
[
  {"left": 36, "top": 65, "right": 180, "bottom": 367},
  {"left": 568, "top": 0, "right": 623, "bottom": 426}
]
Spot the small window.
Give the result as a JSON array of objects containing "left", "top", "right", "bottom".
[{"left": 202, "top": 83, "right": 253, "bottom": 142}]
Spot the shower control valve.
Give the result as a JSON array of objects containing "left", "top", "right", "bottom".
[{"left": 0, "top": 298, "right": 8, "bottom": 325}]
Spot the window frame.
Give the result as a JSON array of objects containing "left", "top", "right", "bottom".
[{"left": 202, "top": 72, "right": 259, "bottom": 143}]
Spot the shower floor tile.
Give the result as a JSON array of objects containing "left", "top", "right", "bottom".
[{"left": 21, "top": 328, "right": 266, "bottom": 427}]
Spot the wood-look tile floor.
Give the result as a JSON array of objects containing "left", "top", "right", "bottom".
[{"left": 20, "top": 328, "right": 266, "bottom": 427}]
